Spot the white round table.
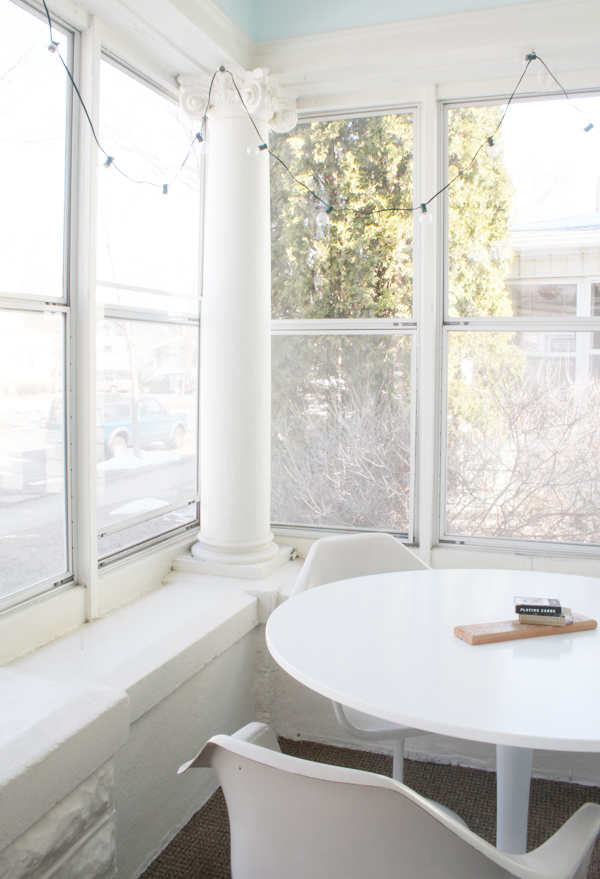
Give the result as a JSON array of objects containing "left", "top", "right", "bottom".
[{"left": 265, "top": 568, "right": 600, "bottom": 853}]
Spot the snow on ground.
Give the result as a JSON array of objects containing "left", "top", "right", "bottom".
[
  {"left": 97, "top": 449, "right": 181, "bottom": 471},
  {"left": 109, "top": 498, "right": 170, "bottom": 516}
]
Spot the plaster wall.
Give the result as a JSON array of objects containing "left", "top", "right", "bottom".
[{"left": 114, "top": 630, "right": 258, "bottom": 879}]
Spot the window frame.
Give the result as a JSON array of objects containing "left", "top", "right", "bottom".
[
  {"left": 270, "top": 104, "right": 421, "bottom": 544},
  {"left": 0, "top": 6, "right": 205, "bottom": 613},
  {"left": 438, "top": 89, "right": 600, "bottom": 555},
  {"left": 0, "top": 0, "right": 78, "bottom": 612},
  {"left": 94, "top": 52, "right": 203, "bottom": 565}
]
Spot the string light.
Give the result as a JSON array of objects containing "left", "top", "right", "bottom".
[
  {"left": 486, "top": 137, "right": 500, "bottom": 157},
  {"left": 247, "top": 143, "right": 268, "bottom": 157},
  {"left": 233, "top": 52, "right": 598, "bottom": 226},
  {"left": 41, "top": 0, "right": 206, "bottom": 194},
  {"left": 195, "top": 133, "right": 210, "bottom": 155},
  {"left": 316, "top": 206, "right": 333, "bottom": 227},
  {"left": 96, "top": 155, "right": 114, "bottom": 176},
  {"left": 38, "top": 2, "right": 599, "bottom": 221},
  {"left": 419, "top": 204, "right": 433, "bottom": 226}
]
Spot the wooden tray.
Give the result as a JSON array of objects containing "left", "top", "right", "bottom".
[{"left": 454, "top": 613, "right": 597, "bottom": 645}]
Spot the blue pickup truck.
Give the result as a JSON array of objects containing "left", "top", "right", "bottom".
[{"left": 97, "top": 395, "right": 187, "bottom": 458}]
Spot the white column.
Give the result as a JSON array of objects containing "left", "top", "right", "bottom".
[{"left": 178, "top": 68, "right": 297, "bottom": 567}]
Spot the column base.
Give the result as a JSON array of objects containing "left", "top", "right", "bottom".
[{"left": 186, "top": 544, "right": 292, "bottom": 580}]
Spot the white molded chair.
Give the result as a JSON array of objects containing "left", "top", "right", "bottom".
[
  {"left": 179, "top": 722, "right": 600, "bottom": 879},
  {"left": 291, "top": 531, "right": 430, "bottom": 782}
]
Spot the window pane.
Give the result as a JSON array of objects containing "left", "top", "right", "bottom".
[
  {"left": 0, "top": 0, "right": 68, "bottom": 300},
  {"left": 508, "top": 283, "right": 577, "bottom": 317},
  {"left": 0, "top": 311, "right": 67, "bottom": 597},
  {"left": 96, "top": 319, "right": 198, "bottom": 534},
  {"left": 447, "top": 97, "right": 600, "bottom": 317},
  {"left": 272, "top": 334, "right": 412, "bottom": 531},
  {"left": 97, "top": 60, "right": 201, "bottom": 304},
  {"left": 445, "top": 331, "right": 600, "bottom": 544},
  {"left": 98, "top": 503, "right": 197, "bottom": 559},
  {"left": 271, "top": 114, "right": 413, "bottom": 319}
]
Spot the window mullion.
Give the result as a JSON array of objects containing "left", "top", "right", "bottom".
[{"left": 73, "top": 17, "right": 102, "bottom": 620}]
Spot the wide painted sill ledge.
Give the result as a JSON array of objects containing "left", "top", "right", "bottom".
[{"left": 0, "top": 578, "right": 262, "bottom": 851}]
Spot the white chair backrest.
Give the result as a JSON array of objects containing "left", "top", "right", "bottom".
[
  {"left": 291, "top": 532, "right": 429, "bottom": 596},
  {"left": 182, "top": 725, "right": 532, "bottom": 879}
]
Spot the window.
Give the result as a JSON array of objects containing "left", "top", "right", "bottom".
[
  {"left": 270, "top": 112, "right": 416, "bottom": 537},
  {"left": 442, "top": 94, "right": 600, "bottom": 548},
  {"left": 0, "top": 0, "right": 72, "bottom": 606},
  {"left": 0, "top": 0, "right": 204, "bottom": 612},
  {"left": 96, "top": 58, "right": 201, "bottom": 561}
]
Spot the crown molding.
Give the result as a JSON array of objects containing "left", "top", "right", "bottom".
[
  {"left": 73, "top": 0, "right": 254, "bottom": 76},
  {"left": 255, "top": 0, "right": 598, "bottom": 55},
  {"left": 254, "top": 0, "right": 600, "bottom": 112},
  {"left": 163, "top": 0, "right": 255, "bottom": 66},
  {"left": 47, "top": 0, "right": 600, "bottom": 115}
]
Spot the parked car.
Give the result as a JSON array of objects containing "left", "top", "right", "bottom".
[
  {"left": 97, "top": 375, "right": 132, "bottom": 394},
  {"left": 96, "top": 395, "right": 187, "bottom": 458},
  {"left": 140, "top": 372, "right": 196, "bottom": 394}
]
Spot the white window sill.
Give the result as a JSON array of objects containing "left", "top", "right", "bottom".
[{"left": 1, "top": 579, "right": 258, "bottom": 850}]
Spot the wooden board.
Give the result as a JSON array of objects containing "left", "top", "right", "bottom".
[{"left": 454, "top": 613, "right": 597, "bottom": 645}]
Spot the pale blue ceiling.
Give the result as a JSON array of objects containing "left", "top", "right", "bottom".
[{"left": 215, "top": 0, "right": 544, "bottom": 42}]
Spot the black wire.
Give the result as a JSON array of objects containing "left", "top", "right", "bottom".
[
  {"left": 37, "top": 13, "right": 599, "bottom": 209},
  {"left": 223, "top": 59, "right": 538, "bottom": 216},
  {"left": 42, "top": 1, "right": 106, "bottom": 155},
  {"left": 536, "top": 55, "right": 597, "bottom": 131},
  {"left": 428, "top": 56, "right": 535, "bottom": 207},
  {"left": 223, "top": 68, "right": 265, "bottom": 142},
  {"left": 42, "top": 0, "right": 203, "bottom": 191},
  {"left": 267, "top": 149, "right": 331, "bottom": 208},
  {"left": 42, "top": 0, "right": 53, "bottom": 44},
  {"left": 232, "top": 52, "right": 597, "bottom": 219},
  {"left": 490, "top": 56, "right": 535, "bottom": 139},
  {"left": 198, "top": 69, "right": 219, "bottom": 142},
  {"left": 168, "top": 70, "right": 218, "bottom": 187},
  {"left": 221, "top": 68, "right": 336, "bottom": 210}
]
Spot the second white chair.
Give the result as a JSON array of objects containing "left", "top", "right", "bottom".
[
  {"left": 179, "top": 722, "right": 600, "bottom": 879},
  {"left": 291, "top": 531, "right": 430, "bottom": 782}
]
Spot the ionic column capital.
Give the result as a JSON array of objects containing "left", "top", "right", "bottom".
[{"left": 177, "top": 67, "right": 297, "bottom": 132}]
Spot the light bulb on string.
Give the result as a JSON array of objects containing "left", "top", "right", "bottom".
[
  {"left": 247, "top": 143, "right": 268, "bottom": 157},
  {"left": 47, "top": 41, "right": 59, "bottom": 53},
  {"left": 486, "top": 136, "right": 500, "bottom": 157},
  {"left": 162, "top": 184, "right": 169, "bottom": 195},
  {"left": 419, "top": 203, "right": 433, "bottom": 226},
  {"left": 573, "top": 122, "right": 595, "bottom": 142},
  {"left": 195, "top": 133, "right": 209, "bottom": 155},
  {"left": 96, "top": 155, "right": 114, "bottom": 177},
  {"left": 316, "top": 206, "right": 333, "bottom": 228}
]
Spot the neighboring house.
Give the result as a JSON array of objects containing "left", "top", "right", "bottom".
[{"left": 507, "top": 210, "right": 600, "bottom": 382}]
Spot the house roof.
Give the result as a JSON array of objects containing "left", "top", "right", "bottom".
[{"left": 511, "top": 211, "right": 600, "bottom": 233}]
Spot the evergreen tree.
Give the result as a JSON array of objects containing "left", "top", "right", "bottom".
[
  {"left": 270, "top": 115, "right": 414, "bottom": 319},
  {"left": 269, "top": 108, "right": 515, "bottom": 531},
  {"left": 447, "top": 105, "right": 514, "bottom": 317}
]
